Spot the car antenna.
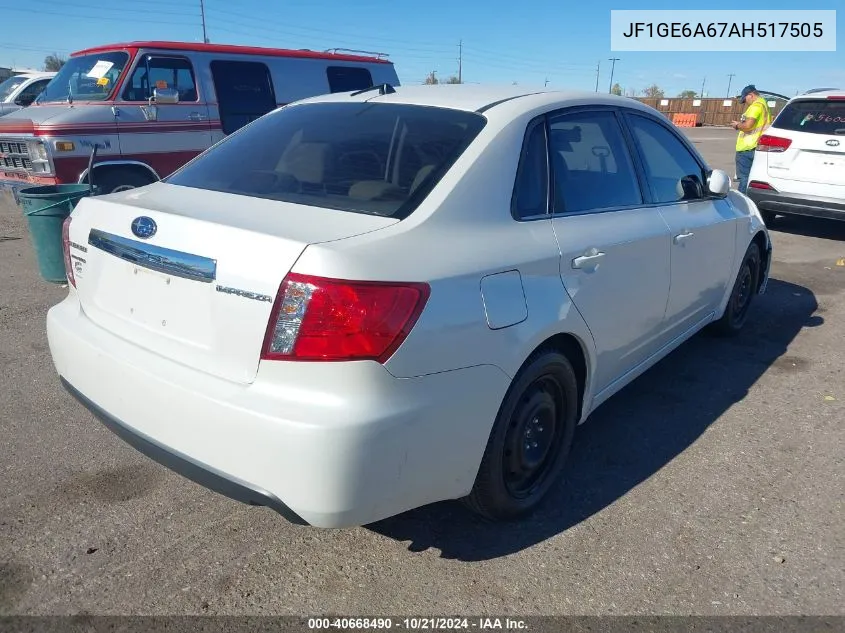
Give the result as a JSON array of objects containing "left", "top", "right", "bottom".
[{"left": 351, "top": 83, "right": 396, "bottom": 97}]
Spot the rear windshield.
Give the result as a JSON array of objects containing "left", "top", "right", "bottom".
[
  {"left": 165, "top": 101, "right": 487, "bottom": 219},
  {"left": 773, "top": 99, "right": 845, "bottom": 135}
]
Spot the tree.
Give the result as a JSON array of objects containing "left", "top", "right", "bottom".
[
  {"left": 424, "top": 71, "right": 438, "bottom": 85},
  {"left": 445, "top": 75, "right": 461, "bottom": 84},
  {"left": 625, "top": 87, "right": 639, "bottom": 98},
  {"left": 610, "top": 83, "right": 622, "bottom": 96},
  {"left": 643, "top": 84, "right": 664, "bottom": 98},
  {"left": 44, "top": 53, "right": 66, "bottom": 72},
  {"left": 678, "top": 89, "right": 697, "bottom": 98}
]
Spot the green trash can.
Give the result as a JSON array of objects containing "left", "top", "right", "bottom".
[{"left": 18, "top": 184, "right": 98, "bottom": 284}]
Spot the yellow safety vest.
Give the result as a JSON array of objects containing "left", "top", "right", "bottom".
[{"left": 736, "top": 96, "right": 773, "bottom": 152}]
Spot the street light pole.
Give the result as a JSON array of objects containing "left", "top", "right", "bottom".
[{"left": 726, "top": 73, "right": 735, "bottom": 98}]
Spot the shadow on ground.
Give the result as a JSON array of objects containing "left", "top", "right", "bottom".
[
  {"left": 767, "top": 215, "right": 845, "bottom": 241},
  {"left": 367, "top": 277, "right": 820, "bottom": 560}
]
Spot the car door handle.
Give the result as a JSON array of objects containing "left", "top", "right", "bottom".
[
  {"left": 673, "top": 230, "right": 695, "bottom": 244},
  {"left": 572, "top": 250, "right": 606, "bottom": 269},
  {"left": 188, "top": 112, "right": 207, "bottom": 121}
]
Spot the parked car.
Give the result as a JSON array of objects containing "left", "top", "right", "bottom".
[
  {"left": 746, "top": 89, "right": 845, "bottom": 223},
  {"left": 0, "top": 41, "right": 399, "bottom": 208},
  {"left": 0, "top": 72, "right": 55, "bottom": 117},
  {"left": 47, "top": 85, "right": 772, "bottom": 528}
]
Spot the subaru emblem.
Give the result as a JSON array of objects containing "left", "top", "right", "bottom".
[
  {"left": 131, "top": 216, "right": 157, "bottom": 239},
  {"left": 826, "top": 139, "right": 840, "bottom": 147}
]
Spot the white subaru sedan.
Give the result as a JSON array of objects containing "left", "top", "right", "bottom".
[{"left": 48, "top": 85, "right": 771, "bottom": 528}]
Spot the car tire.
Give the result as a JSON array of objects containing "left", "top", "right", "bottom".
[
  {"left": 464, "top": 349, "right": 578, "bottom": 521},
  {"left": 91, "top": 168, "right": 156, "bottom": 194},
  {"left": 712, "top": 241, "right": 761, "bottom": 336}
]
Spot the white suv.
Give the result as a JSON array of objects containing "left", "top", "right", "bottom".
[{"left": 746, "top": 89, "right": 845, "bottom": 224}]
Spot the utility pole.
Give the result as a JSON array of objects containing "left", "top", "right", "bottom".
[
  {"left": 457, "top": 40, "right": 462, "bottom": 83},
  {"left": 608, "top": 57, "right": 620, "bottom": 93},
  {"left": 544, "top": 77, "right": 549, "bottom": 87},
  {"left": 200, "top": 0, "right": 209, "bottom": 43},
  {"left": 594, "top": 60, "right": 600, "bottom": 92},
  {"left": 700, "top": 75, "right": 706, "bottom": 98},
  {"left": 726, "top": 73, "right": 735, "bottom": 98}
]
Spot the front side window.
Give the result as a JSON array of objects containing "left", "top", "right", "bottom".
[
  {"left": 122, "top": 56, "right": 197, "bottom": 102},
  {"left": 549, "top": 110, "right": 642, "bottom": 213},
  {"left": 627, "top": 114, "right": 707, "bottom": 204},
  {"left": 37, "top": 52, "right": 129, "bottom": 103},
  {"left": 773, "top": 99, "right": 845, "bottom": 135},
  {"left": 17, "top": 79, "right": 51, "bottom": 105},
  {"left": 165, "top": 102, "right": 487, "bottom": 219}
]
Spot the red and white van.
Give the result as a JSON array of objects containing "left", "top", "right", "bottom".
[{"left": 0, "top": 41, "right": 400, "bottom": 203}]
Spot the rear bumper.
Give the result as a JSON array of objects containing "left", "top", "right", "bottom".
[
  {"left": 47, "top": 293, "right": 510, "bottom": 528},
  {"left": 747, "top": 187, "right": 845, "bottom": 221},
  {"left": 60, "top": 377, "right": 308, "bottom": 525}
]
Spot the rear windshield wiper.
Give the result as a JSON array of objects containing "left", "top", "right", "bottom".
[{"left": 351, "top": 83, "right": 396, "bottom": 97}]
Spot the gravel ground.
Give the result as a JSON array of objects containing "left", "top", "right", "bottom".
[{"left": 0, "top": 127, "right": 842, "bottom": 616}]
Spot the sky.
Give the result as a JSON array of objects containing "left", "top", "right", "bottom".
[{"left": 0, "top": 0, "right": 843, "bottom": 98}]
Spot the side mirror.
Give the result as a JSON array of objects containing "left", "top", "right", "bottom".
[
  {"left": 153, "top": 87, "right": 179, "bottom": 105},
  {"left": 707, "top": 169, "right": 731, "bottom": 196}
]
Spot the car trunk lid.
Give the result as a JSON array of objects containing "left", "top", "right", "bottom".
[
  {"left": 67, "top": 182, "right": 398, "bottom": 384},
  {"left": 765, "top": 98, "right": 845, "bottom": 187}
]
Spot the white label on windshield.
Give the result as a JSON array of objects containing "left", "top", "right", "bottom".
[{"left": 86, "top": 60, "right": 114, "bottom": 79}]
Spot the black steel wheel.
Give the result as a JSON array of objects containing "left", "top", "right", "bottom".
[
  {"left": 464, "top": 350, "right": 579, "bottom": 521},
  {"left": 712, "top": 241, "right": 761, "bottom": 336}
]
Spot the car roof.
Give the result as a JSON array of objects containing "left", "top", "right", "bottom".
[
  {"left": 791, "top": 88, "right": 845, "bottom": 101},
  {"left": 10, "top": 72, "right": 55, "bottom": 80},
  {"left": 71, "top": 41, "right": 393, "bottom": 65},
  {"left": 291, "top": 83, "right": 656, "bottom": 118}
]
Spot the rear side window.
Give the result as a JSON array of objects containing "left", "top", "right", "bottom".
[
  {"left": 549, "top": 110, "right": 642, "bottom": 213},
  {"left": 326, "top": 66, "right": 373, "bottom": 93},
  {"left": 210, "top": 60, "right": 277, "bottom": 135},
  {"left": 512, "top": 121, "right": 549, "bottom": 219},
  {"left": 165, "top": 102, "right": 487, "bottom": 219},
  {"left": 122, "top": 56, "right": 197, "bottom": 102},
  {"left": 773, "top": 99, "right": 845, "bottom": 135}
]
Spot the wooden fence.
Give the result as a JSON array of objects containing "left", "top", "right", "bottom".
[{"left": 634, "top": 97, "right": 787, "bottom": 127}]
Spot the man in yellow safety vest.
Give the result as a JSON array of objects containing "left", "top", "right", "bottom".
[{"left": 731, "top": 85, "right": 773, "bottom": 194}]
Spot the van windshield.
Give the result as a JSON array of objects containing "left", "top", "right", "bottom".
[
  {"left": 773, "top": 99, "right": 845, "bottom": 135},
  {"left": 165, "top": 101, "right": 487, "bottom": 219},
  {"left": 37, "top": 52, "right": 129, "bottom": 103}
]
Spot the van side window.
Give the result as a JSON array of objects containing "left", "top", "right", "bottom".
[
  {"left": 326, "top": 66, "right": 373, "bottom": 93},
  {"left": 122, "top": 57, "right": 197, "bottom": 102},
  {"left": 210, "top": 60, "right": 277, "bottom": 135}
]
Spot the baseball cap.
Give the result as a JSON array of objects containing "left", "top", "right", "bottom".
[{"left": 737, "top": 85, "right": 756, "bottom": 100}]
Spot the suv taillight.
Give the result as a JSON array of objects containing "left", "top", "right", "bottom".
[
  {"left": 757, "top": 134, "right": 792, "bottom": 153},
  {"left": 61, "top": 215, "right": 76, "bottom": 288},
  {"left": 261, "top": 273, "right": 430, "bottom": 363}
]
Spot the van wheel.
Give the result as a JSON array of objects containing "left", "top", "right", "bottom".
[
  {"left": 91, "top": 168, "right": 156, "bottom": 194},
  {"left": 712, "top": 241, "right": 761, "bottom": 336},
  {"left": 464, "top": 350, "right": 578, "bottom": 521}
]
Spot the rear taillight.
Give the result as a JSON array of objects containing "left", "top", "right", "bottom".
[
  {"left": 261, "top": 273, "right": 430, "bottom": 363},
  {"left": 756, "top": 134, "right": 792, "bottom": 152},
  {"left": 61, "top": 215, "right": 75, "bottom": 288},
  {"left": 749, "top": 181, "right": 777, "bottom": 191},
  {"left": 827, "top": 96, "right": 845, "bottom": 101}
]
